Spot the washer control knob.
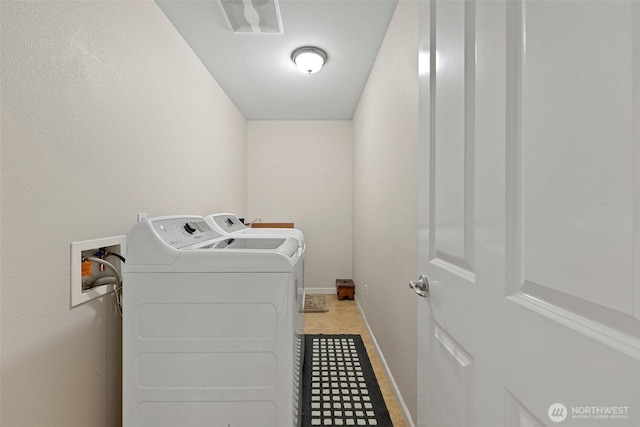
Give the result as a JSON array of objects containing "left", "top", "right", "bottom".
[{"left": 184, "top": 222, "right": 197, "bottom": 234}]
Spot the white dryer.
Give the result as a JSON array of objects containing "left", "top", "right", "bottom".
[
  {"left": 205, "top": 213, "right": 305, "bottom": 246},
  {"left": 206, "top": 213, "right": 307, "bottom": 314},
  {"left": 122, "top": 216, "right": 305, "bottom": 427}
]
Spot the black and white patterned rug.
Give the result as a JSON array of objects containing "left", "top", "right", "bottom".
[{"left": 301, "top": 334, "right": 393, "bottom": 426}]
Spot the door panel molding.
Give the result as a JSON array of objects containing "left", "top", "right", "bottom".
[
  {"left": 429, "top": 320, "right": 474, "bottom": 427},
  {"left": 434, "top": 323, "right": 474, "bottom": 368},
  {"left": 505, "top": 0, "right": 524, "bottom": 296},
  {"left": 432, "top": 253, "right": 474, "bottom": 282},
  {"left": 507, "top": 292, "right": 640, "bottom": 360},
  {"left": 430, "top": 0, "right": 476, "bottom": 282},
  {"left": 505, "top": 0, "right": 640, "bottom": 360},
  {"left": 520, "top": 281, "right": 639, "bottom": 339},
  {"left": 504, "top": 390, "right": 545, "bottom": 427}
]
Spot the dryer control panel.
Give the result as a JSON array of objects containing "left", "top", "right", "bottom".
[
  {"left": 211, "top": 214, "right": 248, "bottom": 233},
  {"left": 151, "top": 217, "right": 221, "bottom": 249}
]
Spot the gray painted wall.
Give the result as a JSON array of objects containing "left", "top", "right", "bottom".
[
  {"left": 353, "top": 1, "right": 420, "bottom": 422},
  {"left": 1, "top": 1, "right": 246, "bottom": 425}
]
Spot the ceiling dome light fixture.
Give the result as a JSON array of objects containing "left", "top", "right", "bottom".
[{"left": 291, "top": 46, "right": 327, "bottom": 75}]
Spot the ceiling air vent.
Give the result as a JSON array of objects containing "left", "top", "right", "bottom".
[{"left": 218, "top": 0, "right": 283, "bottom": 34}]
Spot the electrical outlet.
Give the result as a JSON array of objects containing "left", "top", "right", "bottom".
[
  {"left": 137, "top": 212, "right": 148, "bottom": 223},
  {"left": 70, "top": 235, "right": 126, "bottom": 307},
  {"left": 365, "top": 284, "right": 368, "bottom": 299}
]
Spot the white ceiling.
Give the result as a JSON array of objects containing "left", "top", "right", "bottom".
[{"left": 155, "top": 0, "right": 398, "bottom": 120}]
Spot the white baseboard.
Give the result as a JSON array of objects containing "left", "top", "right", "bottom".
[
  {"left": 305, "top": 287, "right": 336, "bottom": 295},
  {"left": 356, "top": 299, "right": 416, "bottom": 427}
]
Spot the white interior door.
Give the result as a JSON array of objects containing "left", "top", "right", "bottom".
[{"left": 416, "top": 1, "right": 640, "bottom": 425}]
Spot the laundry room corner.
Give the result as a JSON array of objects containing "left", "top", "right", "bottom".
[{"left": 246, "top": 120, "right": 353, "bottom": 294}]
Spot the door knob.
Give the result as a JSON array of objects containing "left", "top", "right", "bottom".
[{"left": 409, "top": 274, "right": 429, "bottom": 297}]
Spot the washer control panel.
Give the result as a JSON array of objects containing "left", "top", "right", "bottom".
[{"left": 152, "top": 217, "right": 221, "bottom": 249}]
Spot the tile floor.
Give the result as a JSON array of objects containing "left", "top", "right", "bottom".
[{"left": 304, "top": 294, "right": 407, "bottom": 427}]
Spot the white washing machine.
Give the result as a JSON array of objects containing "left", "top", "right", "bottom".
[
  {"left": 205, "top": 213, "right": 305, "bottom": 247},
  {"left": 122, "top": 216, "right": 305, "bottom": 427}
]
